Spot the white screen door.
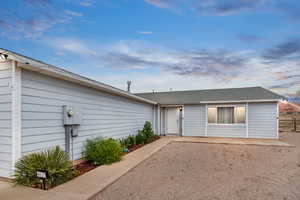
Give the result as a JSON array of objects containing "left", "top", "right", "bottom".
[{"left": 167, "top": 108, "right": 179, "bottom": 134}]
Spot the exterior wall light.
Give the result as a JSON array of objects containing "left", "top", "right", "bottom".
[{"left": 0, "top": 53, "right": 8, "bottom": 60}]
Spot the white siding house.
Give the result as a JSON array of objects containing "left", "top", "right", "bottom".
[
  {"left": 0, "top": 49, "right": 284, "bottom": 178},
  {"left": 0, "top": 49, "right": 156, "bottom": 178},
  {"left": 181, "top": 102, "right": 278, "bottom": 139},
  {"left": 248, "top": 102, "right": 278, "bottom": 139},
  {"left": 21, "top": 70, "right": 154, "bottom": 159},
  {"left": 0, "top": 61, "right": 13, "bottom": 178},
  {"left": 137, "top": 88, "right": 283, "bottom": 140},
  {"left": 183, "top": 105, "right": 206, "bottom": 137}
]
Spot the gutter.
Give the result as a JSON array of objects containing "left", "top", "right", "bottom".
[{"left": 199, "top": 99, "right": 283, "bottom": 104}]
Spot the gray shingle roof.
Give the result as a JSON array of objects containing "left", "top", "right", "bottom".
[{"left": 135, "top": 87, "right": 284, "bottom": 104}]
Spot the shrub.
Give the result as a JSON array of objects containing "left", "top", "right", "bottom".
[
  {"left": 85, "top": 138, "right": 123, "bottom": 165},
  {"left": 14, "top": 146, "right": 75, "bottom": 189},
  {"left": 135, "top": 121, "right": 156, "bottom": 144},
  {"left": 135, "top": 130, "right": 146, "bottom": 145},
  {"left": 142, "top": 121, "right": 155, "bottom": 143},
  {"left": 119, "top": 121, "right": 159, "bottom": 150},
  {"left": 119, "top": 135, "right": 136, "bottom": 149}
]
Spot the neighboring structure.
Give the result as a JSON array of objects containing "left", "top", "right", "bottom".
[
  {"left": 280, "top": 101, "right": 300, "bottom": 114},
  {"left": 0, "top": 49, "right": 283, "bottom": 178},
  {"left": 137, "top": 87, "right": 283, "bottom": 139}
]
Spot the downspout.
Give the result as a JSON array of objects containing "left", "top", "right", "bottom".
[
  {"left": 246, "top": 102, "right": 249, "bottom": 138},
  {"left": 153, "top": 105, "right": 156, "bottom": 133},
  {"left": 277, "top": 101, "right": 279, "bottom": 139},
  {"left": 157, "top": 105, "right": 160, "bottom": 135},
  {"left": 11, "top": 60, "right": 22, "bottom": 174},
  {"left": 205, "top": 104, "right": 208, "bottom": 137},
  {"left": 181, "top": 106, "right": 184, "bottom": 136}
]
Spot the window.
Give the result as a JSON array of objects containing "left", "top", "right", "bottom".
[
  {"left": 208, "top": 108, "right": 217, "bottom": 123},
  {"left": 217, "top": 107, "right": 234, "bottom": 124},
  {"left": 207, "top": 106, "right": 246, "bottom": 124},
  {"left": 235, "top": 106, "right": 246, "bottom": 123}
]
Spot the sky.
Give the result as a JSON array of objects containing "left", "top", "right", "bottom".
[{"left": 0, "top": 0, "right": 299, "bottom": 102}]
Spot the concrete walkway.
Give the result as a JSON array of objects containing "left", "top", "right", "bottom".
[
  {"left": 0, "top": 137, "right": 173, "bottom": 200},
  {"left": 174, "top": 137, "right": 294, "bottom": 147},
  {"left": 0, "top": 136, "right": 293, "bottom": 200}
]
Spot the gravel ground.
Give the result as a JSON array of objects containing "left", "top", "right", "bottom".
[{"left": 96, "top": 132, "right": 300, "bottom": 200}]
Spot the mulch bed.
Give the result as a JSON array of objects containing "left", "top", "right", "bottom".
[
  {"left": 74, "top": 161, "right": 97, "bottom": 176},
  {"left": 74, "top": 136, "right": 161, "bottom": 176}
]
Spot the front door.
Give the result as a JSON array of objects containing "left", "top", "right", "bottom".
[{"left": 167, "top": 107, "right": 180, "bottom": 135}]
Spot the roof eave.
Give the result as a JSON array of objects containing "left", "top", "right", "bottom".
[
  {"left": 1, "top": 49, "right": 157, "bottom": 105},
  {"left": 199, "top": 99, "right": 283, "bottom": 104}
]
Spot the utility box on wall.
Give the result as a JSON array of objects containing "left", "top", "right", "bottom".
[
  {"left": 63, "top": 105, "right": 82, "bottom": 157},
  {"left": 63, "top": 105, "right": 82, "bottom": 125}
]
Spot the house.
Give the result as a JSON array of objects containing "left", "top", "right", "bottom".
[
  {"left": 0, "top": 49, "right": 157, "bottom": 178},
  {"left": 137, "top": 88, "right": 283, "bottom": 139},
  {"left": 0, "top": 49, "right": 283, "bottom": 178}
]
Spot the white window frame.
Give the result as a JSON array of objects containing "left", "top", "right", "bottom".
[{"left": 207, "top": 104, "right": 247, "bottom": 125}]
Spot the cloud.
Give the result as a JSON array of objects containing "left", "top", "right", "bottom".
[
  {"left": 64, "top": 10, "right": 83, "bottom": 17},
  {"left": 47, "top": 38, "right": 98, "bottom": 56},
  {"left": 237, "top": 34, "right": 266, "bottom": 43},
  {"left": 45, "top": 38, "right": 300, "bottom": 99},
  {"left": 46, "top": 38, "right": 245, "bottom": 80},
  {"left": 23, "top": 0, "right": 52, "bottom": 7},
  {"left": 0, "top": 0, "right": 81, "bottom": 39},
  {"left": 144, "top": 0, "right": 176, "bottom": 9},
  {"left": 138, "top": 31, "right": 153, "bottom": 35},
  {"left": 269, "top": 80, "right": 300, "bottom": 89},
  {"left": 144, "top": 0, "right": 300, "bottom": 20},
  {"left": 263, "top": 38, "right": 300, "bottom": 60},
  {"left": 164, "top": 50, "right": 247, "bottom": 81},
  {"left": 80, "top": 0, "right": 94, "bottom": 7},
  {"left": 144, "top": 0, "right": 268, "bottom": 15},
  {"left": 197, "top": 0, "right": 267, "bottom": 16},
  {"left": 291, "top": 91, "right": 300, "bottom": 98},
  {"left": 273, "top": 71, "right": 300, "bottom": 81}
]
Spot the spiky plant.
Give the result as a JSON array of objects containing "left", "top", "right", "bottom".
[{"left": 14, "top": 146, "right": 75, "bottom": 189}]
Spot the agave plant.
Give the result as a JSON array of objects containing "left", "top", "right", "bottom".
[{"left": 14, "top": 146, "right": 75, "bottom": 189}]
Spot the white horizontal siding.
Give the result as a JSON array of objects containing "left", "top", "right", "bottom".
[
  {"left": 0, "top": 61, "right": 12, "bottom": 178},
  {"left": 207, "top": 124, "right": 246, "bottom": 138},
  {"left": 248, "top": 102, "right": 277, "bottom": 139},
  {"left": 21, "top": 70, "right": 153, "bottom": 159},
  {"left": 183, "top": 105, "right": 206, "bottom": 136},
  {"left": 206, "top": 103, "right": 247, "bottom": 138}
]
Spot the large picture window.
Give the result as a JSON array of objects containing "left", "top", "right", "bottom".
[{"left": 208, "top": 106, "right": 246, "bottom": 124}]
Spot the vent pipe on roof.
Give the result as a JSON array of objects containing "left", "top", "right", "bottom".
[{"left": 127, "top": 81, "right": 132, "bottom": 92}]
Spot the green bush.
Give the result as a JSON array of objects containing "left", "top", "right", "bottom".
[
  {"left": 135, "top": 130, "right": 146, "bottom": 145},
  {"left": 119, "top": 135, "right": 136, "bottom": 149},
  {"left": 14, "top": 146, "right": 75, "bottom": 189},
  {"left": 85, "top": 138, "right": 123, "bottom": 165},
  {"left": 136, "top": 121, "right": 155, "bottom": 144},
  {"left": 120, "top": 121, "right": 158, "bottom": 148},
  {"left": 142, "top": 121, "right": 155, "bottom": 143}
]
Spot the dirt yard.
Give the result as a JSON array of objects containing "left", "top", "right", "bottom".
[{"left": 96, "top": 132, "right": 300, "bottom": 200}]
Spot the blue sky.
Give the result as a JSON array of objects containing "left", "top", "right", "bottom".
[{"left": 0, "top": 0, "right": 299, "bottom": 102}]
